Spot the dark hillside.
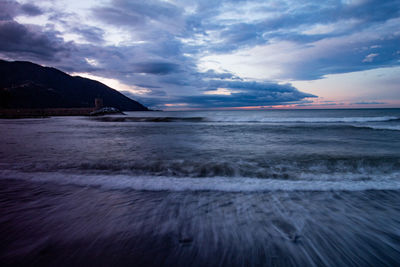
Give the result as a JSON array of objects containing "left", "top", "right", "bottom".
[{"left": 0, "top": 60, "right": 148, "bottom": 111}]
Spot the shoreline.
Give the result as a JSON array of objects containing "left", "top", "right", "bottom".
[
  {"left": 0, "top": 107, "right": 139, "bottom": 119},
  {"left": 1, "top": 178, "right": 399, "bottom": 266},
  {"left": 0, "top": 108, "right": 95, "bottom": 119}
]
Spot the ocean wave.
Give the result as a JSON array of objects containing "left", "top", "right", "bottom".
[
  {"left": 7, "top": 156, "right": 400, "bottom": 179},
  {"left": 1, "top": 170, "right": 400, "bottom": 192},
  {"left": 90, "top": 116, "right": 399, "bottom": 124},
  {"left": 68, "top": 156, "right": 400, "bottom": 178},
  {"left": 354, "top": 124, "right": 400, "bottom": 131},
  {"left": 210, "top": 116, "right": 400, "bottom": 123},
  {"left": 91, "top": 116, "right": 205, "bottom": 122}
]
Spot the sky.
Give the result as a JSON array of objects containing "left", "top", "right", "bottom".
[{"left": 0, "top": 0, "right": 399, "bottom": 110}]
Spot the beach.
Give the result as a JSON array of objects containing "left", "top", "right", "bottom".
[{"left": 1, "top": 109, "right": 400, "bottom": 266}]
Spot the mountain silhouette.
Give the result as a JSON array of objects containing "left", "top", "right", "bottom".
[{"left": 0, "top": 60, "right": 148, "bottom": 111}]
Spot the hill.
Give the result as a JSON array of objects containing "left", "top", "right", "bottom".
[{"left": 0, "top": 60, "right": 148, "bottom": 111}]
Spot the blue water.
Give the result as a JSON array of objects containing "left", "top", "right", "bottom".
[{"left": 1, "top": 109, "right": 400, "bottom": 266}]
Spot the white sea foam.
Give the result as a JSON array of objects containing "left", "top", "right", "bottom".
[
  {"left": 90, "top": 115, "right": 399, "bottom": 124},
  {"left": 1, "top": 170, "right": 400, "bottom": 192},
  {"left": 355, "top": 124, "right": 400, "bottom": 131},
  {"left": 208, "top": 116, "right": 399, "bottom": 123}
]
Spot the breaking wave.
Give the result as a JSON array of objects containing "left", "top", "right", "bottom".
[
  {"left": 1, "top": 170, "right": 400, "bottom": 192},
  {"left": 91, "top": 116, "right": 399, "bottom": 124},
  {"left": 91, "top": 116, "right": 205, "bottom": 122},
  {"left": 354, "top": 124, "right": 400, "bottom": 131},
  {"left": 8, "top": 156, "right": 400, "bottom": 180},
  {"left": 209, "top": 116, "right": 400, "bottom": 123}
]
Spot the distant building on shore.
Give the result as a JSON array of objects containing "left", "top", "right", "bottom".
[{"left": 95, "top": 98, "right": 103, "bottom": 110}]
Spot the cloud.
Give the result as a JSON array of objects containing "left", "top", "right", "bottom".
[
  {"left": 195, "top": 0, "right": 400, "bottom": 80},
  {"left": 133, "top": 62, "right": 180, "bottom": 75},
  {"left": 20, "top": 3, "right": 43, "bottom": 16},
  {"left": 194, "top": 0, "right": 400, "bottom": 53},
  {"left": 194, "top": 80, "right": 315, "bottom": 108},
  {"left": 126, "top": 79, "right": 316, "bottom": 109},
  {"left": 0, "top": 1, "right": 68, "bottom": 61},
  {"left": 92, "top": 0, "right": 183, "bottom": 34},
  {"left": 1, "top": 0, "right": 399, "bottom": 109},
  {"left": 0, "top": 20, "right": 70, "bottom": 60},
  {"left": 0, "top": 1, "right": 42, "bottom": 20},
  {"left": 362, "top": 53, "right": 379, "bottom": 63},
  {"left": 72, "top": 26, "right": 105, "bottom": 43},
  {"left": 0, "top": 0, "right": 19, "bottom": 20},
  {"left": 352, "top": 101, "right": 386, "bottom": 105},
  {"left": 202, "top": 18, "right": 400, "bottom": 81},
  {"left": 202, "top": 69, "right": 237, "bottom": 80}
]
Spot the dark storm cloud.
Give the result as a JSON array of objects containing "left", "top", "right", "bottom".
[
  {"left": 0, "top": 1, "right": 42, "bottom": 20},
  {"left": 220, "top": 23, "right": 260, "bottom": 43},
  {"left": 125, "top": 79, "right": 316, "bottom": 109},
  {"left": 205, "top": 80, "right": 302, "bottom": 93},
  {"left": 20, "top": 3, "right": 43, "bottom": 16},
  {"left": 0, "top": 0, "right": 19, "bottom": 20},
  {"left": 0, "top": 1, "right": 67, "bottom": 61},
  {"left": 179, "top": 81, "right": 316, "bottom": 108},
  {"left": 145, "top": 89, "right": 167, "bottom": 96},
  {"left": 0, "top": 20, "right": 69, "bottom": 59},
  {"left": 199, "top": 80, "right": 315, "bottom": 108},
  {"left": 176, "top": 94, "right": 301, "bottom": 108},
  {"left": 202, "top": 69, "right": 237, "bottom": 80},
  {"left": 135, "top": 93, "right": 314, "bottom": 109},
  {"left": 133, "top": 62, "right": 180, "bottom": 75},
  {"left": 72, "top": 26, "right": 105, "bottom": 43},
  {"left": 92, "top": 0, "right": 182, "bottom": 29}
]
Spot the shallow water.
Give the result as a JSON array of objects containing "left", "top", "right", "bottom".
[{"left": 1, "top": 109, "right": 400, "bottom": 266}]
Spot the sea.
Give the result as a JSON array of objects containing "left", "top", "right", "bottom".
[{"left": 1, "top": 108, "right": 400, "bottom": 266}]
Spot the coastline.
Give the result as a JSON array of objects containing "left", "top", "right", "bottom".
[
  {"left": 0, "top": 108, "right": 95, "bottom": 119},
  {"left": 0, "top": 107, "right": 135, "bottom": 119}
]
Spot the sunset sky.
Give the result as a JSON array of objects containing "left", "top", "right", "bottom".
[{"left": 1, "top": 0, "right": 399, "bottom": 110}]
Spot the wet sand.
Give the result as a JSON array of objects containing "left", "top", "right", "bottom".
[{"left": 1, "top": 178, "right": 400, "bottom": 266}]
